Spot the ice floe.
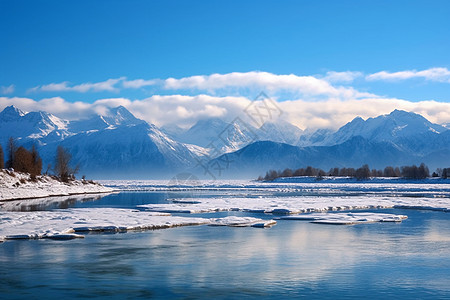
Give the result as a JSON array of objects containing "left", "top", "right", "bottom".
[
  {"left": 139, "top": 194, "right": 450, "bottom": 215},
  {"left": 0, "top": 208, "right": 275, "bottom": 242},
  {"left": 278, "top": 212, "right": 408, "bottom": 225},
  {"left": 209, "top": 216, "right": 277, "bottom": 227},
  {"left": 101, "top": 179, "right": 450, "bottom": 197}
]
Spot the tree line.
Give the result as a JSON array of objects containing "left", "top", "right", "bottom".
[
  {"left": 258, "top": 163, "right": 449, "bottom": 181},
  {"left": 0, "top": 137, "right": 79, "bottom": 182}
]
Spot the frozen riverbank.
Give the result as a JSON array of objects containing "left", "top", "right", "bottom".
[{"left": 0, "top": 170, "right": 114, "bottom": 201}]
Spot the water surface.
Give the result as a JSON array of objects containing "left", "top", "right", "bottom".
[{"left": 1, "top": 187, "right": 450, "bottom": 299}]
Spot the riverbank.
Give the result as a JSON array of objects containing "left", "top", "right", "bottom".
[{"left": 0, "top": 170, "right": 114, "bottom": 201}]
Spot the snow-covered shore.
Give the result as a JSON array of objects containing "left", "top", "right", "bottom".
[{"left": 0, "top": 170, "right": 114, "bottom": 201}]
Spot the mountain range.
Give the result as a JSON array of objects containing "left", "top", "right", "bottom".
[{"left": 0, "top": 105, "right": 448, "bottom": 179}]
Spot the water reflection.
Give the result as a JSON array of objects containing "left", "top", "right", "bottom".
[
  {"left": 2, "top": 209, "right": 448, "bottom": 299},
  {"left": 0, "top": 194, "right": 112, "bottom": 212}
]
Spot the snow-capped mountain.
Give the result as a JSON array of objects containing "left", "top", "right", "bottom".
[
  {"left": 177, "top": 117, "right": 303, "bottom": 156},
  {"left": 1, "top": 105, "right": 448, "bottom": 179},
  {"left": 208, "top": 110, "right": 450, "bottom": 177},
  {"left": 0, "top": 105, "right": 204, "bottom": 178},
  {"left": 177, "top": 117, "right": 259, "bottom": 155},
  {"left": 258, "top": 119, "right": 303, "bottom": 145},
  {"left": 296, "top": 128, "right": 335, "bottom": 147},
  {"left": 69, "top": 106, "right": 146, "bottom": 133},
  {"left": 0, "top": 106, "right": 71, "bottom": 147},
  {"left": 57, "top": 122, "right": 200, "bottom": 178},
  {"left": 303, "top": 110, "right": 447, "bottom": 148}
]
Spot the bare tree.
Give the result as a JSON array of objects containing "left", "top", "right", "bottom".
[
  {"left": 13, "top": 146, "right": 33, "bottom": 173},
  {"left": 355, "top": 164, "right": 370, "bottom": 180},
  {"left": 54, "top": 146, "right": 79, "bottom": 182},
  {"left": 30, "top": 144, "right": 42, "bottom": 180}
]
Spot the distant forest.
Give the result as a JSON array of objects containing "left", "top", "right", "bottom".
[
  {"left": 0, "top": 137, "right": 79, "bottom": 182},
  {"left": 258, "top": 164, "right": 450, "bottom": 181}
]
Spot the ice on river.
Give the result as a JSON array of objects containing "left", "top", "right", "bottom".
[
  {"left": 139, "top": 195, "right": 450, "bottom": 215},
  {"left": 0, "top": 208, "right": 276, "bottom": 242},
  {"left": 278, "top": 212, "right": 408, "bottom": 225}
]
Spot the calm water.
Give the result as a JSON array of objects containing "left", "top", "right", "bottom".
[{"left": 1, "top": 191, "right": 450, "bottom": 299}]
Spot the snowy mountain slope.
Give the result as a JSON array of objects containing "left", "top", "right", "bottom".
[
  {"left": 0, "top": 105, "right": 205, "bottom": 179},
  {"left": 306, "top": 110, "right": 447, "bottom": 148},
  {"left": 296, "top": 128, "right": 335, "bottom": 146},
  {"left": 51, "top": 123, "right": 201, "bottom": 178},
  {"left": 177, "top": 117, "right": 303, "bottom": 156},
  {"left": 206, "top": 137, "right": 418, "bottom": 178},
  {"left": 0, "top": 105, "right": 71, "bottom": 146},
  {"left": 177, "top": 117, "right": 260, "bottom": 154},
  {"left": 258, "top": 119, "right": 303, "bottom": 145},
  {"left": 69, "top": 105, "right": 146, "bottom": 133},
  {"left": 160, "top": 124, "right": 186, "bottom": 140}
]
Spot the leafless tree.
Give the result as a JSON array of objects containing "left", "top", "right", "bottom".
[{"left": 54, "top": 146, "right": 79, "bottom": 182}]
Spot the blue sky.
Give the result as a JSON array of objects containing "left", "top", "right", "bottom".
[{"left": 1, "top": 0, "right": 450, "bottom": 128}]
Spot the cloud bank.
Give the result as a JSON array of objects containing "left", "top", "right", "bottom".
[
  {"left": 366, "top": 67, "right": 450, "bottom": 83},
  {"left": 1, "top": 95, "right": 449, "bottom": 130},
  {"left": 27, "top": 71, "right": 376, "bottom": 99},
  {"left": 6, "top": 68, "right": 449, "bottom": 130}
]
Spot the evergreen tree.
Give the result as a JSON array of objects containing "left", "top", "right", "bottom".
[{"left": 6, "top": 137, "right": 17, "bottom": 169}]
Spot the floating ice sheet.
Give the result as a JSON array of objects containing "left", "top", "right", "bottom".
[
  {"left": 139, "top": 195, "right": 450, "bottom": 215},
  {"left": 101, "top": 179, "right": 450, "bottom": 199},
  {"left": 209, "top": 216, "right": 276, "bottom": 227},
  {"left": 0, "top": 208, "right": 276, "bottom": 242},
  {"left": 278, "top": 212, "right": 408, "bottom": 225}
]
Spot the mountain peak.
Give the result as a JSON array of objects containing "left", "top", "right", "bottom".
[
  {"left": 388, "top": 109, "right": 419, "bottom": 118},
  {"left": 0, "top": 105, "right": 26, "bottom": 121},
  {"left": 103, "top": 106, "right": 145, "bottom": 127}
]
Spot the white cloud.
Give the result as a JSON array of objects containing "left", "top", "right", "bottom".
[
  {"left": 1, "top": 95, "right": 450, "bottom": 131},
  {"left": 122, "top": 79, "right": 159, "bottom": 89},
  {"left": 0, "top": 85, "right": 15, "bottom": 94},
  {"left": 366, "top": 67, "right": 450, "bottom": 83},
  {"left": 163, "top": 71, "right": 374, "bottom": 99},
  {"left": 29, "top": 78, "right": 125, "bottom": 93},
  {"left": 322, "top": 71, "right": 363, "bottom": 83},
  {"left": 26, "top": 72, "right": 378, "bottom": 101}
]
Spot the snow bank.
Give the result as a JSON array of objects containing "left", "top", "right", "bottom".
[
  {"left": 278, "top": 212, "right": 408, "bottom": 225},
  {"left": 0, "top": 208, "right": 275, "bottom": 242},
  {"left": 0, "top": 170, "right": 114, "bottom": 201}
]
